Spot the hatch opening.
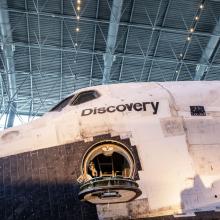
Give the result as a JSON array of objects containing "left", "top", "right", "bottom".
[{"left": 78, "top": 141, "right": 141, "bottom": 204}]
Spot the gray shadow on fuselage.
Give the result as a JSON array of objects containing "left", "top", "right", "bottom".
[{"left": 179, "top": 175, "right": 220, "bottom": 219}]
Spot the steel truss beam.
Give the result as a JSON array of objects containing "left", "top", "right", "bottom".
[
  {"left": 174, "top": 0, "right": 205, "bottom": 80},
  {"left": 147, "top": 0, "right": 172, "bottom": 81},
  {"left": 11, "top": 41, "right": 220, "bottom": 68},
  {"left": 119, "top": 0, "right": 135, "bottom": 81},
  {"left": 90, "top": 0, "right": 99, "bottom": 86},
  {"left": 6, "top": 8, "right": 220, "bottom": 38}
]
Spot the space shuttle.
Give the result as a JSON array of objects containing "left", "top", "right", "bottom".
[{"left": 0, "top": 81, "right": 220, "bottom": 219}]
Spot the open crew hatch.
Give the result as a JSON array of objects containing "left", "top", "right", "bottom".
[
  {"left": 83, "top": 143, "right": 134, "bottom": 179},
  {"left": 78, "top": 141, "right": 142, "bottom": 204}
]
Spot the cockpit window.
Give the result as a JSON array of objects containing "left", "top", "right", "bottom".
[
  {"left": 49, "top": 90, "right": 99, "bottom": 112},
  {"left": 50, "top": 95, "right": 74, "bottom": 112},
  {"left": 71, "top": 90, "right": 100, "bottom": 106}
]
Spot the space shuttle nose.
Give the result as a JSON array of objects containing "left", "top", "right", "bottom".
[{"left": 77, "top": 141, "right": 142, "bottom": 204}]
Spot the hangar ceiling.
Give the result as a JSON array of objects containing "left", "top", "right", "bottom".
[{"left": 0, "top": 0, "right": 220, "bottom": 128}]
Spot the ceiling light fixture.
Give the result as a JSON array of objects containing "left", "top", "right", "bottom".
[
  {"left": 200, "top": 4, "right": 204, "bottom": 9},
  {"left": 190, "top": 28, "right": 194, "bottom": 33}
]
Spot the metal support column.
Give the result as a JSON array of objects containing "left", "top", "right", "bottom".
[
  {"left": 102, "top": 0, "right": 123, "bottom": 84},
  {"left": 194, "top": 18, "right": 220, "bottom": 80},
  {"left": 0, "top": 0, "right": 17, "bottom": 128}
]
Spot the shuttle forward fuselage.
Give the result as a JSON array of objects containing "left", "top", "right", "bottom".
[{"left": 0, "top": 81, "right": 220, "bottom": 219}]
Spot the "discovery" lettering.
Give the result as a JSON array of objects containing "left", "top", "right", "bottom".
[{"left": 81, "top": 102, "right": 159, "bottom": 116}]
